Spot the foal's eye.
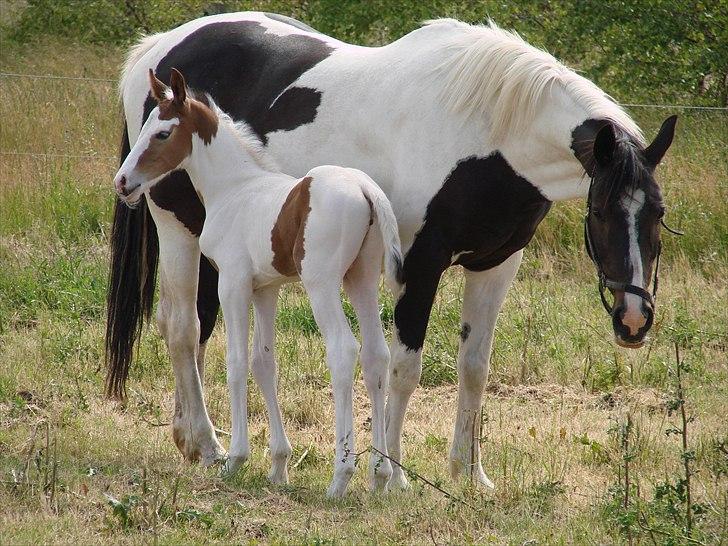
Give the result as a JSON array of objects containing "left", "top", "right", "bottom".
[
  {"left": 591, "top": 208, "right": 604, "bottom": 221},
  {"left": 155, "top": 131, "right": 171, "bottom": 140}
]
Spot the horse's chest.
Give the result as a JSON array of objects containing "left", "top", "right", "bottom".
[{"left": 406, "top": 153, "right": 552, "bottom": 273}]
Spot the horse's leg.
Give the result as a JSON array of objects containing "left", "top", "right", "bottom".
[
  {"left": 305, "top": 280, "right": 360, "bottom": 498},
  {"left": 343, "top": 230, "right": 393, "bottom": 491},
  {"left": 195, "top": 255, "right": 220, "bottom": 384},
  {"left": 385, "top": 249, "right": 449, "bottom": 490},
  {"left": 151, "top": 205, "right": 224, "bottom": 465},
  {"left": 449, "top": 250, "right": 523, "bottom": 489},
  {"left": 217, "top": 270, "right": 253, "bottom": 475},
  {"left": 251, "top": 285, "right": 292, "bottom": 484}
]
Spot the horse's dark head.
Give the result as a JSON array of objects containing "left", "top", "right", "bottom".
[{"left": 575, "top": 116, "right": 677, "bottom": 348}]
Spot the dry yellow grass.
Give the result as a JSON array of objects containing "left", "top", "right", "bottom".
[{"left": 1, "top": 39, "right": 726, "bottom": 544}]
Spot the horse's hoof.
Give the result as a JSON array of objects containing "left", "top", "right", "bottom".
[{"left": 202, "top": 446, "right": 227, "bottom": 468}]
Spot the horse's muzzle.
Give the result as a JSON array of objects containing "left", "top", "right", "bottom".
[{"left": 612, "top": 300, "right": 654, "bottom": 349}]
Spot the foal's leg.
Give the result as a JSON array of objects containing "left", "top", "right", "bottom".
[
  {"left": 151, "top": 202, "right": 224, "bottom": 465},
  {"left": 449, "top": 250, "right": 523, "bottom": 489},
  {"left": 343, "top": 231, "right": 393, "bottom": 491},
  {"left": 251, "top": 286, "right": 292, "bottom": 484},
  {"left": 217, "top": 271, "right": 253, "bottom": 475},
  {"left": 305, "top": 281, "right": 360, "bottom": 498}
]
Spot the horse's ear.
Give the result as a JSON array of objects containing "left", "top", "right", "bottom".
[
  {"left": 593, "top": 122, "right": 616, "bottom": 167},
  {"left": 644, "top": 115, "right": 677, "bottom": 167},
  {"left": 148, "top": 69, "right": 168, "bottom": 102},
  {"left": 169, "top": 68, "right": 187, "bottom": 107}
]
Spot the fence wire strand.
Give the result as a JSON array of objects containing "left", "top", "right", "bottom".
[
  {"left": 0, "top": 151, "right": 116, "bottom": 161},
  {"left": 0, "top": 70, "right": 725, "bottom": 163},
  {"left": 0, "top": 71, "right": 726, "bottom": 110},
  {"left": 0, "top": 71, "right": 116, "bottom": 83}
]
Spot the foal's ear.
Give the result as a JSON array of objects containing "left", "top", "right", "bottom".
[
  {"left": 169, "top": 68, "right": 187, "bottom": 107},
  {"left": 148, "top": 69, "right": 168, "bottom": 103},
  {"left": 593, "top": 122, "right": 616, "bottom": 167},
  {"left": 644, "top": 115, "right": 678, "bottom": 167}
]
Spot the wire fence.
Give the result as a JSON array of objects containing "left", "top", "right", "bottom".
[{"left": 1, "top": 71, "right": 726, "bottom": 163}]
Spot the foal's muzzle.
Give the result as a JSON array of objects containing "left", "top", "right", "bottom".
[
  {"left": 115, "top": 174, "right": 129, "bottom": 196},
  {"left": 113, "top": 172, "right": 144, "bottom": 205}
]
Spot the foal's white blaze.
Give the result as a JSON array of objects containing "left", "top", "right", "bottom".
[
  {"left": 621, "top": 188, "right": 647, "bottom": 336},
  {"left": 114, "top": 111, "right": 180, "bottom": 199}
]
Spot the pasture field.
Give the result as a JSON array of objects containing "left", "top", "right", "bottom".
[{"left": 1, "top": 37, "right": 727, "bottom": 544}]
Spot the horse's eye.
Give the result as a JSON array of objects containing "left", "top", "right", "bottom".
[
  {"left": 156, "top": 131, "right": 171, "bottom": 140},
  {"left": 591, "top": 208, "right": 604, "bottom": 221}
]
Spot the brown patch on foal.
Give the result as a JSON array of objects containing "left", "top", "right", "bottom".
[
  {"left": 271, "top": 177, "right": 313, "bottom": 276},
  {"left": 136, "top": 95, "right": 219, "bottom": 181}
]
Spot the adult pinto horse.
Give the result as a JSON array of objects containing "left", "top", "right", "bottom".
[{"left": 108, "top": 12, "right": 677, "bottom": 490}]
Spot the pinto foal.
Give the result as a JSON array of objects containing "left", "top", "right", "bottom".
[{"left": 114, "top": 68, "right": 402, "bottom": 497}]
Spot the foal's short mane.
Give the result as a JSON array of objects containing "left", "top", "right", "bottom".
[
  {"left": 430, "top": 19, "right": 644, "bottom": 145},
  {"left": 194, "top": 92, "right": 279, "bottom": 173}
]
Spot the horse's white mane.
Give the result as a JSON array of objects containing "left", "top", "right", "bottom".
[
  {"left": 119, "top": 32, "right": 164, "bottom": 100},
  {"left": 429, "top": 18, "right": 644, "bottom": 144}
]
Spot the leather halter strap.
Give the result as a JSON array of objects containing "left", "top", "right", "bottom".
[{"left": 583, "top": 183, "right": 661, "bottom": 315}]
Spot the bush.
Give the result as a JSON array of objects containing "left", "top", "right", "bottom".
[{"left": 6, "top": 1, "right": 728, "bottom": 105}]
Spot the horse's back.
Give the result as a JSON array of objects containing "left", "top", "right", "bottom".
[{"left": 122, "top": 12, "right": 343, "bottom": 141}]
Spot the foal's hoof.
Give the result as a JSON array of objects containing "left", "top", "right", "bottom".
[
  {"left": 220, "top": 455, "right": 248, "bottom": 478},
  {"left": 369, "top": 458, "right": 393, "bottom": 492},
  {"left": 326, "top": 481, "right": 348, "bottom": 499},
  {"left": 267, "top": 466, "right": 289, "bottom": 485},
  {"left": 326, "top": 467, "right": 355, "bottom": 498},
  {"left": 386, "top": 466, "right": 411, "bottom": 491},
  {"left": 473, "top": 471, "right": 495, "bottom": 491}
]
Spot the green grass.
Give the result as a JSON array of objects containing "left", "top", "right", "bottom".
[{"left": 1, "top": 38, "right": 727, "bottom": 544}]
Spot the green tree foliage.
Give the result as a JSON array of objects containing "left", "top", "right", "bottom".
[{"left": 6, "top": 0, "right": 728, "bottom": 105}]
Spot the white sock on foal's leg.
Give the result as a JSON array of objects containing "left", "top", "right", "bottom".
[
  {"left": 306, "top": 282, "right": 359, "bottom": 498},
  {"left": 218, "top": 275, "right": 252, "bottom": 475},
  {"left": 343, "top": 232, "right": 393, "bottom": 492}
]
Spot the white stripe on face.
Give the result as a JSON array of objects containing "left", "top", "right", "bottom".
[
  {"left": 621, "top": 188, "right": 647, "bottom": 335},
  {"left": 115, "top": 109, "right": 179, "bottom": 193}
]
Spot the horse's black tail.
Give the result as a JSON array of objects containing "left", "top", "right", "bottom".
[{"left": 105, "top": 122, "right": 159, "bottom": 399}]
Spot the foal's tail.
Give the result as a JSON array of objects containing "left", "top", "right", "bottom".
[
  {"left": 105, "top": 122, "right": 159, "bottom": 399},
  {"left": 357, "top": 176, "right": 404, "bottom": 288}
]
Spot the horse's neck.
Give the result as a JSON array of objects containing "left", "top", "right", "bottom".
[
  {"left": 384, "top": 26, "right": 623, "bottom": 202},
  {"left": 496, "top": 93, "right": 604, "bottom": 202},
  {"left": 185, "top": 123, "right": 270, "bottom": 210}
]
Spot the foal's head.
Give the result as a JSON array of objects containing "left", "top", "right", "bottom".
[
  {"left": 577, "top": 116, "right": 677, "bottom": 348},
  {"left": 114, "top": 68, "right": 218, "bottom": 204}
]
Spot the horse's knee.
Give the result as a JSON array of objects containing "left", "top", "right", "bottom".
[
  {"left": 361, "top": 343, "right": 390, "bottom": 393},
  {"left": 167, "top": 312, "right": 200, "bottom": 354},
  {"left": 326, "top": 333, "right": 359, "bottom": 388},
  {"left": 226, "top": 357, "right": 248, "bottom": 386},
  {"left": 156, "top": 298, "right": 170, "bottom": 341},
  {"left": 389, "top": 344, "right": 421, "bottom": 394},
  {"left": 459, "top": 349, "right": 488, "bottom": 392}
]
